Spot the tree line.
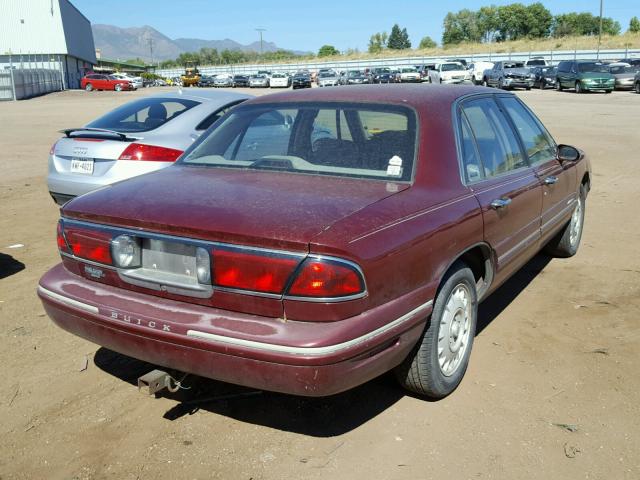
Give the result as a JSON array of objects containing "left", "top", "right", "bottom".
[
  {"left": 157, "top": 9, "right": 639, "bottom": 68},
  {"left": 442, "top": 3, "right": 625, "bottom": 45}
]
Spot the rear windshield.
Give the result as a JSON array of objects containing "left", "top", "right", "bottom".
[
  {"left": 504, "top": 62, "right": 525, "bottom": 68},
  {"left": 87, "top": 97, "right": 200, "bottom": 133},
  {"left": 441, "top": 63, "right": 465, "bottom": 71},
  {"left": 181, "top": 102, "right": 417, "bottom": 182},
  {"left": 527, "top": 59, "right": 546, "bottom": 66}
]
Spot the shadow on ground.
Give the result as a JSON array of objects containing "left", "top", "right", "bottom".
[
  {"left": 0, "top": 252, "right": 25, "bottom": 280},
  {"left": 94, "top": 252, "right": 554, "bottom": 436}
]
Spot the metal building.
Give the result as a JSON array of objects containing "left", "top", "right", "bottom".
[{"left": 0, "top": 0, "right": 96, "bottom": 90}]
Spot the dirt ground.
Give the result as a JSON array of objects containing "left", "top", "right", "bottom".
[{"left": 0, "top": 85, "right": 639, "bottom": 480}]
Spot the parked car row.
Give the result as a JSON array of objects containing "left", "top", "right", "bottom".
[{"left": 42, "top": 84, "right": 591, "bottom": 400}]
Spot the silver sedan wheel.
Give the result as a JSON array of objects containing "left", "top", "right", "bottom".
[
  {"left": 438, "top": 283, "right": 472, "bottom": 377},
  {"left": 569, "top": 196, "right": 583, "bottom": 247}
]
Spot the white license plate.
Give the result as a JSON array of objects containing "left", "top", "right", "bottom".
[{"left": 70, "top": 158, "right": 94, "bottom": 174}]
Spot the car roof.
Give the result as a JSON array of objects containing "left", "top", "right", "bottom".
[
  {"left": 244, "top": 84, "right": 498, "bottom": 109},
  {"left": 145, "top": 90, "right": 252, "bottom": 104}
]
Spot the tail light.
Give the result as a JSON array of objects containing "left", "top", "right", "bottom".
[
  {"left": 288, "top": 259, "right": 364, "bottom": 298},
  {"left": 62, "top": 224, "right": 113, "bottom": 265},
  {"left": 118, "top": 143, "right": 183, "bottom": 162},
  {"left": 213, "top": 248, "right": 300, "bottom": 294},
  {"left": 49, "top": 141, "right": 58, "bottom": 156},
  {"left": 212, "top": 248, "right": 365, "bottom": 299},
  {"left": 57, "top": 221, "right": 70, "bottom": 253}
]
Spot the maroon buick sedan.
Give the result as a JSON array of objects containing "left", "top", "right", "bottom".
[{"left": 39, "top": 85, "right": 590, "bottom": 398}]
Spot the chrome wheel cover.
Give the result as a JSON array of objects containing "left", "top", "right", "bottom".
[
  {"left": 569, "top": 196, "right": 583, "bottom": 247},
  {"left": 438, "top": 284, "right": 472, "bottom": 377}
]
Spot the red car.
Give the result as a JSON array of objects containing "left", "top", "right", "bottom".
[
  {"left": 81, "top": 73, "right": 133, "bottom": 92},
  {"left": 38, "top": 85, "right": 591, "bottom": 398}
]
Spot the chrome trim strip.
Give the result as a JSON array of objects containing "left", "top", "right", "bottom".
[
  {"left": 186, "top": 299, "right": 433, "bottom": 356},
  {"left": 497, "top": 227, "right": 540, "bottom": 266},
  {"left": 38, "top": 286, "right": 99, "bottom": 314},
  {"left": 60, "top": 251, "right": 117, "bottom": 271}
]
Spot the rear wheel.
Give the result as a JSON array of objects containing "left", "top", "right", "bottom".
[
  {"left": 635, "top": 82, "right": 640, "bottom": 94},
  {"left": 395, "top": 262, "right": 477, "bottom": 398},
  {"left": 85, "top": 83, "right": 93, "bottom": 92},
  {"left": 575, "top": 81, "right": 583, "bottom": 93},
  {"left": 482, "top": 78, "right": 489, "bottom": 87},
  {"left": 114, "top": 83, "right": 123, "bottom": 92},
  {"left": 556, "top": 80, "right": 563, "bottom": 91},
  {"left": 544, "top": 184, "right": 586, "bottom": 258}
]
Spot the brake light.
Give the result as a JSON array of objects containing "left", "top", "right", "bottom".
[
  {"left": 213, "top": 248, "right": 300, "bottom": 294},
  {"left": 287, "top": 259, "right": 364, "bottom": 298},
  {"left": 56, "top": 221, "right": 70, "bottom": 253},
  {"left": 49, "top": 141, "right": 58, "bottom": 155},
  {"left": 63, "top": 225, "right": 113, "bottom": 265},
  {"left": 118, "top": 143, "right": 183, "bottom": 162}
]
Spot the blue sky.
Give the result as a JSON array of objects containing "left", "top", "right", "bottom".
[{"left": 74, "top": 0, "right": 638, "bottom": 52}]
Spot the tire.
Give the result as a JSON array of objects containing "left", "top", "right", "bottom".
[
  {"left": 482, "top": 78, "right": 489, "bottom": 87},
  {"left": 114, "top": 83, "right": 122, "bottom": 92},
  {"left": 539, "top": 81, "right": 545, "bottom": 90},
  {"left": 605, "top": 90, "right": 612, "bottom": 94},
  {"left": 544, "top": 184, "right": 586, "bottom": 258},
  {"left": 394, "top": 261, "right": 478, "bottom": 398},
  {"left": 575, "top": 81, "right": 582, "bottom": 93},
  {"left": 635, "top": 82, "right": 640, "bottom": 94},
  {"left": 85, "top": 83, "right": 93, "bottom": 92},
  {"left": 556, "top": 80, "right": 562, "bottom": 91},
  {"left": 525, "top": 86, "right": 531, "bottom": 91}
]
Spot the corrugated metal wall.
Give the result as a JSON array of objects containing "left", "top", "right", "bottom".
[{"left": 0, "top": 0, "right": 95, "bottom": 64}]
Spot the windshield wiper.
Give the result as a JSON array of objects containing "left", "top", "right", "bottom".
[{"left": 60, "top": 128, "right": 140, "bottom": 141}]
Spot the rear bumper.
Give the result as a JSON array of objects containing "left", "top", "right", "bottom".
[{"left": 38, "top": 264, "right": 429, "bottom": 396}]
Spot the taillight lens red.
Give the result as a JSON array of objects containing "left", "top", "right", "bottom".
[
  {"left": 213, "top": 248, "right": 300, "bottom": 294},
  {"left": 63, "top": 225, "right": 113, "bottom": 265},
  {"left": 287, "top": 259, "right": 364, "bottom": 298},
  {"left": 57, "top": 221, "right": 69, "bottom": 253},
  {"left": 118, "top": 143, "right": 183, "bottom": 162}
]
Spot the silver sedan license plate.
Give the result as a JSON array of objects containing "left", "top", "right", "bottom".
[{"left": 70, "top": 158, "right": 94, "bottom": 174}]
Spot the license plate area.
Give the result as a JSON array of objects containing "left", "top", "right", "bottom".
[
  {"left": 70, "top": 158, "right": 94, "bottom": 174},
  {"left": 119, "top": 239, "right": 212, "bottom": 297}
]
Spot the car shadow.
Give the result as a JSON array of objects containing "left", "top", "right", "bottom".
[
  {"left": 0, "top": 252, "right": 25, "bottom": 280},
  {"left": 476, "top": 253, "right": 552, "bottom": 335},
  {"left": 93, "top": 252, "right": 553, "bottom": 436},
  {"left": 93, "top": 347, "right": 404, "bottom": 437}
]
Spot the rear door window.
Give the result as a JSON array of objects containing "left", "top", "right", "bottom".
[
  {"left": 87, "top": 97, "right": 200, "bottom": 132},
  {"left": 461, "top": 97, "right": 527, "bottom": 178}
]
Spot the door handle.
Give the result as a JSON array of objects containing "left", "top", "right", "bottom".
[
  {"left": 544, "top": 175, "right": 558, "bottom": 185},
  {"left": 490, "top": 197, "right": 512, "bottom": 209}
]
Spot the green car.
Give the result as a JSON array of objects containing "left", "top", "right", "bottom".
[{"left": 555, "top": 60, "right": 615, "bottom": 93}]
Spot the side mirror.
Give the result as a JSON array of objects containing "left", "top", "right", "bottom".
[{"left": 557, "top": 144, "right": 580, "bottom": 163}]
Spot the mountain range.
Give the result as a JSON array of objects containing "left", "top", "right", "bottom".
[{"left": 92, "top": 24, "right": 305, "bottom": 62}]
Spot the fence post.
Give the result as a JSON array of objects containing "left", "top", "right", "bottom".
[{"left": 9, "top": 55, "right": 17, "bottom": 101}]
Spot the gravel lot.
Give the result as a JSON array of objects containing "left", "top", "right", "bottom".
[{"left": 0, "top": 86, "right": 639, "bottom": 480}]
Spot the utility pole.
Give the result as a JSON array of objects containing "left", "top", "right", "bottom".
[
  {"left": 147, "top": 37, "right": 154, "bottom": 67},
  {"left": 597, "top": 0, "right": 603, "bottom": 59},
  {"left": 255, "top": 28, "right": 266, "bottom": 56}
]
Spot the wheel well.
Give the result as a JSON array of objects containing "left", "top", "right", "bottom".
[
  {"left": 581, "top": 172, "right": 591, "bottom": 193},
  {"left": 443, "top": 244, "right": 493, "bottom": 300}
]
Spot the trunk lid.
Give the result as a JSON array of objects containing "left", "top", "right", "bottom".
[{"left": 63, "top": 165, "right": 409, "bottom": 251}]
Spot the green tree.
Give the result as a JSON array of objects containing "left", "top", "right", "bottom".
[
  {"left": 400, "top": 28, "right": 412, "bottom": 48},
  {"left": 368, "top": 31, "right": 388, "bottom": 53},
  {"left": 630, "top": 16, "right": 640, "bottom": 33},
  {"left": 497, "top": 3, "right": 528, "bottom": 40},
  {"left": 318, "top": 45, "right": 339, "bottom": 57},
  {"left": 552, "top": 12, "right": 620, "bottom": 37},
  {"left": 478, "top": 5, "right": 500, "bottom": 42},
  {"left": 442, "top": 9, "right": 481, "bottom": 45},
  {"left": 418, "top": 36, "right": 437, "bottom": 49},
  {"left": 523, "top": 3, "right": 553, "bottom": 38}
]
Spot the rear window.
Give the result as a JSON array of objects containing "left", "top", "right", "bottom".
[
  {"left": 181, "top": 102, "right": 417, "bottom": 182},
  {"left": 86, "top": 97, "right": 200, "bottom": 133}
]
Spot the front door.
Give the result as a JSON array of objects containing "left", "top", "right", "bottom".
[{"left": 498, "top": 96, "right": 577, "bottom": 243}]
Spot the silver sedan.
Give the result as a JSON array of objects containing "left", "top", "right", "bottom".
[{"left": 48, "top": 90, "right": 252, "bottom": 205}]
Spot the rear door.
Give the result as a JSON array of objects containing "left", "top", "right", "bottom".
[
  {"left": 459, "top": 96, "right": 542, "bottom": 278},
  {"left": 498, "top": 96, "right": 577, "bottom": 242}
]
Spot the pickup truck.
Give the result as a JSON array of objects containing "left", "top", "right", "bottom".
[{"left": 482, "top": 61, "right": 534, "bottom": 90}]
